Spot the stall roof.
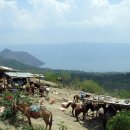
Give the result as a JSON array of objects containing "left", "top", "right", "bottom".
[
  {"left": 0, "top": 66, "right": 16, "bottom": 72},
  {"left": 84, "top": 95, "right": 130, "bottom": 107},
  {"left": 6, "top": 72, "right": 44, "bottom": 78}
]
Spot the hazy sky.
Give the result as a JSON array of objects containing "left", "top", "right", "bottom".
[{"left": 0, "top": 0, "right": 130, "bottom": 44}]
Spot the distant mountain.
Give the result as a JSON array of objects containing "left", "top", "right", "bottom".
[
  {"left": 0, "top": 49, "right": 44, "bottom": 67},
  {"left": 0, "top": 57, "right": 48, "bottom": 74}
]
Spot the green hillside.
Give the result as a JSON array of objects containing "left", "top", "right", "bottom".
[
  {"left": 0, "top": 49, "right": 44, "bottom": 67},
  {"left": 0, "top": 57, "right": 49, "bottom": 74},
  {"left": 0, "top": 57, "right": 130, "bottom": 95}
]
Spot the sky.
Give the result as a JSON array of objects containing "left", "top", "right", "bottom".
[{"left": 0, "top": 0, "right": 130, "bottom": 44}]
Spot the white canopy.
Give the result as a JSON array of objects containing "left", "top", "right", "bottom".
[
  {"left": 6, "top": 72, "right": 44, "bottom": 78},
  {"left": 0, "top": 66, "right": 16, "bottom": 72}
]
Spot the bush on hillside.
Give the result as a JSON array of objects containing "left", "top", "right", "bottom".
[
  {"left": 107, "top": 111, "right": 130, "bottom": 130},
  {"left": 112, "top": 89, "right": 130, "bottom": 99},
  {"left": 79, "top": 80, "right": 104, "bottom": 94},
  {"left": 44, "top": 71, "right": 59, "bottom": 82},
  {"left": 45, "top": 71, "right": 71, "bottom": 85}
]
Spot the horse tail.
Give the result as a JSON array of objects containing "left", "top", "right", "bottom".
[
  {"left": 65, "top": 102, "right": 72, "bottom": 108},
  {"left": 49, "top": 111, "right": 53, "bottom": 130}
]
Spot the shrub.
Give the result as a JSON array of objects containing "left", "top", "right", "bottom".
[
  {"left": 107, "top": 111, "right": 130, "bottom": 130},
  {"left": 21, "top": 125, "right": 45, "bottom": 130},
  {"left": 58, "top": 121, "right": 69, "bottom": 130},
  {"left": 0, "top": 90, "right": 21, "bottom": 123},
  {"left": 112, "top": 89, "right": 130, "bottom": 99},
  {"left": 80, "top": 80, "right": 104, "bottom": 94},
  {"left": 0, "top": 91, "right": 14, "bottom": 120}
]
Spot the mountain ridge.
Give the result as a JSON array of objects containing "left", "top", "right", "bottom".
[{"left": 0, "top": 48, "right": 44, "bottom": 67}]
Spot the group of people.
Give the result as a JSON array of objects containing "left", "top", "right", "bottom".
[
  {"left": 0, "top": 77, "right": 51, "bottom": 98},
  {"left": 25, "top": 81, "right": 50, "bottom": 97}
]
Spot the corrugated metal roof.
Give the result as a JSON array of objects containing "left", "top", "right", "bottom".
[
  {"left": 6, "top": 72, "right": 44, "bottom": 78},
  {"left": 0, "top": 66, "right": 16, "bottom": 72}
]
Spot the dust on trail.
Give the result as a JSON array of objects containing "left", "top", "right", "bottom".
[{"left": 0, "top": 87, "right": 104, "bottom": 130}]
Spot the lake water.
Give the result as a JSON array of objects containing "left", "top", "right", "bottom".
[{"left": 1, "top": 43, "right": 130, "bottom": 72}]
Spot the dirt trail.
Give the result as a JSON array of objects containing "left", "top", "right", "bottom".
[{"left": 0, "top": 87, "right": 104, "bottom": 130}]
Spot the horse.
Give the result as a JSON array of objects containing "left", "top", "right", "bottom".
[
  {"left": 25, "top": 85, "right": 30, "bottom": 95},
  {"left": 29, "top": 83, "right": 36, "bottom": 95},
  {"left": 64, "top": 102, "right": 82, "bottom": 116},
  {"left": 26, "top": 82, "right": 41, "bottom": 96},
  {"left": 39, "top": 85, "right": 50, "bottom": 98},
  {"left": 29, "top": 81, "right": 40, "bottom": 91},
  {"left": 29, "top": 81, "right": 41, "bottom": 93},
  {"left": 30, "top": 81, "right": 41, "bottom": 91},
  {"left": 73, "top": 93, "right": 91, "bottom": 103},
  {"left": 12, "top": 101, "right": 53, "bottom": 130},
  {"left": 101, "top": 104, "right": 121, "bottom": 130},
  {"left": 74, "top": 102, "right": 106, "bottom": 121},
  {"left": 74, "top": 103, "right": 85, "bottom": 121},
  {"left": 25, "top": 83, "right": 36, "bottom": 96},
  {"left": 82, "top": 102, "right": 106, "bottom": 120}
]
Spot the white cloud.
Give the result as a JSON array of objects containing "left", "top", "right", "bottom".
[
  {"left": 91, "top": 0, "right": 109, "bottom": 6},
  {"left": 12, "top": 0, "right": 73, "bottom": 31},
  {"left": 0, "top": 0, "right": 17, "bottom": 30},
  {"left": 0, "top": 0, "right": 129, "bottom": 29},
  {"left": 0, "top": 0, "right": 17, "bottom": 10},
  {"left": 0, "top": 0, "right": 130, "bottom": 43},
  {"left": 68, "top": 0, "right": 130, "bottom": 30}
]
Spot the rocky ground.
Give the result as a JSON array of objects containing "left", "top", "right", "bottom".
[{"left": 0, "top": 86, "right": 104, "bottom": 130}]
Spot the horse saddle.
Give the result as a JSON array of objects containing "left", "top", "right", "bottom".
[
  {"left": 30, "top": 104, "right": 40, "bottom": 112},
  {"left": 30, "top": 111, "right": 40, "bottom": 119}
]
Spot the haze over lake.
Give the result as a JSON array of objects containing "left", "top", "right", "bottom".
[{"left": 1, "top": 43, "right": 130, "bottom": 72}]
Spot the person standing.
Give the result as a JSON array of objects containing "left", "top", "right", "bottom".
[{"left": 80, "top": 89, "right": 85, "bottom": 100}]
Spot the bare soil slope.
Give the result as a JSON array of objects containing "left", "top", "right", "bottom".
[{"left": 0, "top": 87, "right": 104, "bottom": 130}]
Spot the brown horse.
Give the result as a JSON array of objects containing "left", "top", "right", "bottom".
[
  {"left": 25, "top": 83, "right": 35, "bottom": 96},
  {"left": 101, "top": 104, "right": 121, "bottom": 130},
  {"left": 39, "top": 85, "right": 50, "bottom": 97},
  {"left": 75, "top": 103, "right": 85, "bottom": 121},
  {"left": 64, "top": 102, "right": 82, "bottom": 116},
  {"left": 82, "top": 102, "right": 106, "bottom": 120},
  {"left": 13, "top": 102, "right": 53, "bottom": 130},
  {"left": 73, "top": 93, "right": 91, "bottom": 103},
  {"left": 74, "top": 102, "right": 106, "bottom": 121},
  {"left": 29, "top": 83, "right": 36, "bottom": 95},
  {"left": 29, "top": 81, "right": 41, "bottom": 92}
]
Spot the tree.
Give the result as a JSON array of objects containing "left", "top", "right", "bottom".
[{"left": 107, "top": 111, "right": 130, "bottom": 130}]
